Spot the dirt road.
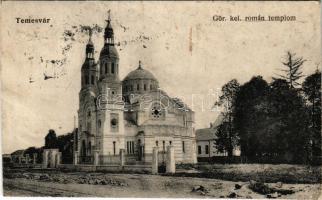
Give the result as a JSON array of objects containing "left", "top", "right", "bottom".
[{"left": 3, "top": 172, "right": 321, "bottom": 198}]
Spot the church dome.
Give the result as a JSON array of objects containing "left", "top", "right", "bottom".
[
  {"left": 122, "top": 61, "right": 159, "bottom": 103},
  {"left": 123, "top": 62, "right": 157, "bottom": 82}
]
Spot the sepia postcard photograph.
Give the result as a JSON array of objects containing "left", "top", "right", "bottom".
[{"left": 0, "top": 0, "right": 321, "bottom": 199}]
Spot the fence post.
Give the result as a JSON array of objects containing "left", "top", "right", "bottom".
[
  {"left": 33, "top": 153, "right": 37, "bottom": 165},
  {"left": 42, "top": 150, "right": 48, "bottom": 168},
  {"left": 94, "top": 150, "right": 99, "bottom": 166},
  {"left": 120, "top": 149, "right": 125, "bottom": 167},
  {"left": 74, "top": 151, "right": 79, "bottom": 165},
  {"left": 57, "top": 152, "right": 62, "bottom": 166},
  {"left": 26, "top": 154, "right": 30, "bottom": 164},
  {"left": 152, "top": 147, "right": 159, "bottom": 174},
  {"left": 166, "top": 146, "right": 175, "bottom": 173}
]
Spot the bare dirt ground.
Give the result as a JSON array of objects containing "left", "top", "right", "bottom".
[{"left": 3, "top": 170, "right": 321, "bottom": 199}]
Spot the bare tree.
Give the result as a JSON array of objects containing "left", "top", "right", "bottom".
[{"left": 275, "top": 51, "right": 306, "bottom": 88}]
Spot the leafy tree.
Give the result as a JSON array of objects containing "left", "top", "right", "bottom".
[
  {"left": 24, "top": 147, "right": 38, "bottom": 156},
  {"left": 24, "top": 146, "right": 43, "bottom": 163},
  {"left": 45, "top": 129, "right": 57, "bottom": 148},
  {"left": 234, "top": 76, "right": 269, "bottom": 158},
  {"left": 268, "top": 78, "right": 310, "bottom": 163},
  {"left": 215, "top": 121, "right": 239, "bottom": 157},
  {"left": 302, "top": 70, "right": 321, "bottom": 159},
  {"left": 56, "top": 132, "right": 74, "bottom": 164},
  {"left": 214, "top": 79, "right": 240, "bottom": 157},
  {"left": 275, "top": 51, "right": 306, "bottom": 88}
]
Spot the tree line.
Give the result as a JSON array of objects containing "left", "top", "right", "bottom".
[
  {"left": 215, "top": 52, "right": 321, "bottom": 165},
  {"left": 19, "top": 129, "right": 75, "bottom": 164}
]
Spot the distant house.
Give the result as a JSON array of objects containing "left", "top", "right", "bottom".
[
  {"left": 2, "top": 154, "right": 12, "bottom": 162},
  {"left": 10, "top": 149, "right": 25, "bottom": 163},
  {"left": 196, "top": 122, "right": 240, "bottom": 162}
]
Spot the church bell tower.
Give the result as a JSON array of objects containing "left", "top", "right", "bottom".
[
  {"left": 96, "top": 11, "right": 125, "bottom": 156},
  {"left": 98, "top": 11, "right": 121, "bottom": 97}
]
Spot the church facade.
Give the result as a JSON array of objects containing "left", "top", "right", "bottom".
[{"left": 75, "top": 15, "right": 197, "bottom": 165}]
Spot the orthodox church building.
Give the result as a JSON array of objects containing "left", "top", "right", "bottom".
[{"left": 76, "top": 15, "right": 197, "bottom": 164}]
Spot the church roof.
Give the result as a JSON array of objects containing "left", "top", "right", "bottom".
[
  {"left": 196, "top": 128, "right": 217, "bottom": 141},
  {"left": 172, "top": 97, "right": 192, "bottom": 111},
  {"left": 82, "top": 58, "right": 97, "bottom": 70},
  {"left": 196, "top": 114, "right": 224, "bottom": 141},
  {"left": 99, "top": 44, "right": 119, "bottom": 58},
  {"left": 123, "top": 63, "right": 158, "bottom": 82}
]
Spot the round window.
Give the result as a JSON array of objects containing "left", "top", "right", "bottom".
[{"left": 151, "top": 106, "right": 162, "bottom": 118}]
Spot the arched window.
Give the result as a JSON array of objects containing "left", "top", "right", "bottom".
[
  {"left": 88, "top": 141, "right": 92, "bottom": 155},
  {"left": 111, "top": 63, "right": 115, "bottom": 74},
  {"left": 137, "top": 84, "right": 140, "bottom": 90},
  {"left": 91, "top": 75, "right": 94, "bottom": 85},
  {"left": 85, "top": 75, "right": 89, "bottom": 84},
  {"left": 87, "top": 122, "right": 91, "bottom": 131},
  {"left": 113, "top": 141, "right": 116, "bottom": 155},
  {"left": 81, "top": 140, "right": 86, "bottom": 156},
  {"left": 111, "top": 118, "right": 118, "bottom": 127},
  {"left": 162, "top": 141, "right": 165, "bottom": 152},
  {"left": 105, "top": 63, "right": 108, "bottom": 74},
  {"left": 144, "top": 84, "right": 147, "bottom": 91}
]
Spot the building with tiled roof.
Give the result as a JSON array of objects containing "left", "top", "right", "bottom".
[{"left": 196, "top": 116, "right": 240, "bottom": 162}]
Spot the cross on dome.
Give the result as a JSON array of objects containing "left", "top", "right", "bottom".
[{"left": 138, "top": 60, "right": 142, "bottom": 69}]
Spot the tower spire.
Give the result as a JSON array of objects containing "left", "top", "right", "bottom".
[
  {"left": 104, "top": 10, "right": 114, "bottom": 44},
  {"left": 86, "top": 28, "right": 94, "bottom": 59}
]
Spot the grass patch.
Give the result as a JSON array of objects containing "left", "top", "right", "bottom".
[{"left": 175, "top": 164, "right": 321, "bottom": 184}]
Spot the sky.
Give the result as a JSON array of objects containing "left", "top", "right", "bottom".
[{"left": 1, "top": 1, "right": 321, "bottom": 154}]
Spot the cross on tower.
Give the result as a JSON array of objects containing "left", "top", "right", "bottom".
[
  {"left": 88, "top": 28, "right": 93, "bottom": 42},
  {"left": 106, "top": 9, "right": 111, "bottom": 22}
]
